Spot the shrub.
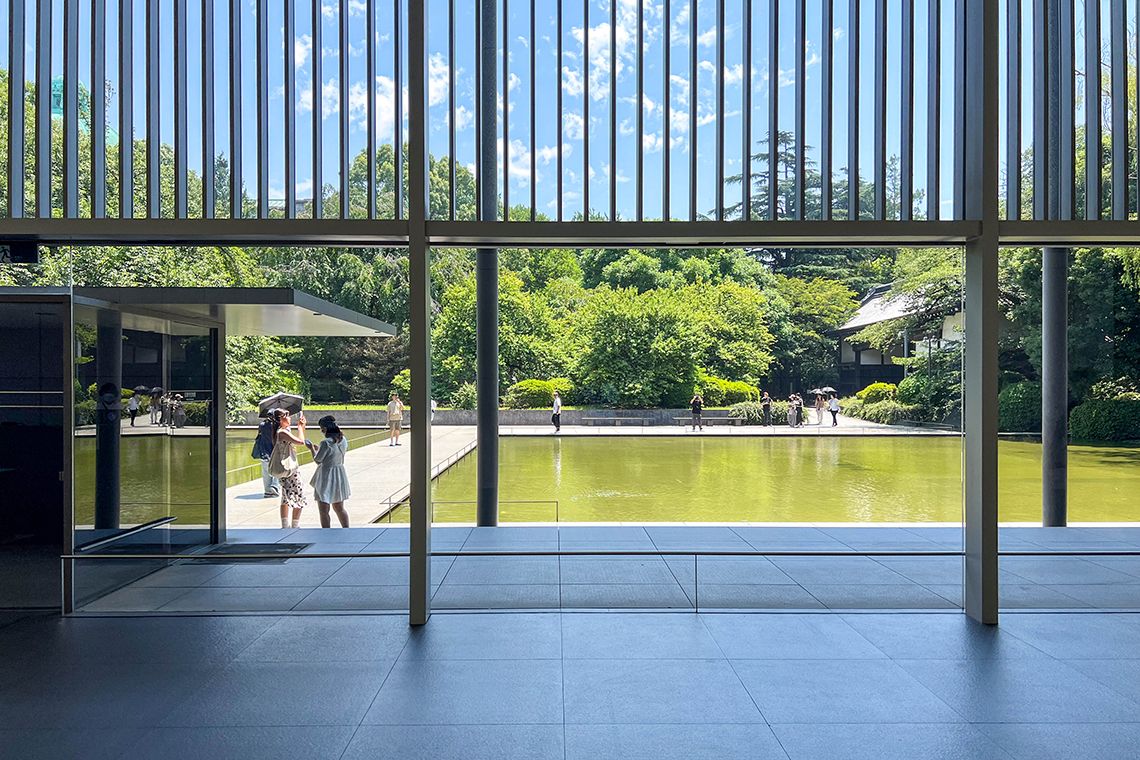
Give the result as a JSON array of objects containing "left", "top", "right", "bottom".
[
  {"left": 183, "top": 401, "right": 210, "bottom": 426},
  {"left": 728, "top": 399, "right": 790, "bottom": 425},
  {"left": 855, "top": 382, "right": 897, "bottom": 404},
  {"left": 504, "top": 378, "right": 574, "bottom": 409},
  {"left": 697, "top": 372, "right": 759, "bottom": 406},
  {"left": 1088, "top": 376, "right": 1140, "bottom": 401},
  {"left": 390, "top": 369, "right": 411, "bottom": 400},
  {"left": 450, "top": 382, "right": 478, "bottom": 410},
  {"left": 74, "top": 400, "right": 96, "bottom": 426},
  {"left": 843, "top": 397, "right": 920, "bottom": 425},
  {"left": 1069, "top": 399, "right": 1140, "bottom": 441},
  {"left": 998, "top": 381, "right": 1041, "bottom": 432}
]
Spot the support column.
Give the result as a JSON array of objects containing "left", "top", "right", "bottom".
[
  {"left": 94, "top": 310, "right": 122, "bottom": 530},
  {"left": 962, "top": 0, "right": 999, "bottom": 624},
  {"left": 475, "top": 0, "right": 499, "bottom": 527},
  {"left": 963, "top": 234, "right": 1000, "bottom": 624},
  {"left": 209, "top": 325, "right": 227, "bottom": 544},
  {"left": 1041, "top": 246, "right": 1068, "bottom": 525},
  {"left": 407, "top": 0, "right": 433, "bottom": 625}
]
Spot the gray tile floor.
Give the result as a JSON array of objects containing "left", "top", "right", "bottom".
[
  {"left": 75, "top": 526, "right": 1140, "bottom": 613},
  {"left": 1, "top": 610, "right": 1139, "bottom": 759}
]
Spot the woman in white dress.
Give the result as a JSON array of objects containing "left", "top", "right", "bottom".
[{"left": 309, "top": 415, "right": 351, "bottom": 528}]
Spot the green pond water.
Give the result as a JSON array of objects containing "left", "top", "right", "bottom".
[
  {"left": 396, "top": 436, "right": 1140, "bottom": 524},
  {"left": 73, "top": 427, "right": 388, "bottom": 526}
]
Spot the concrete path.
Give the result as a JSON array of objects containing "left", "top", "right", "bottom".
[
  {"left": 498, "top": 414, "right": 957, "bottom": 436},
  {"left": 225, "top": 426, "right": 477, "bottom": 528}
]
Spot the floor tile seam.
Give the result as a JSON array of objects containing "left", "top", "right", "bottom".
[
  {"left": 694, "top": 612, "right": 773, "bottom": 727},
  {"left": 559, "top": 613, "right": 568, "bottom": 760},
  {"left": 127, "top": 585, "right": 199, "bottom": 614},
  {"left": 1050, "top": 659, "right": 1140, "bottom": 708},
  {"left": 353, "top": 634, "right": 411, "bottom": 734}
]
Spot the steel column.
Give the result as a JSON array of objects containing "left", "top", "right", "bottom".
[
  {"left": 820, "top": 0, "right": 832, "bottom": 219},
  {"left": 229, "top": 0, "right": 242, "bottom": 217},
  {"left": 1084, "top": 0, "right": 1101, "bottom": 218},
  {"left": 477, "top": 0, "right": 500, "bottom": 527},
  {"left": 1041, "top": 246, "right": 1068, "bottom": 525},
  {"left": 407, "top": 0, "right": 433, "bottom": 625},
  {"left": 312, "top": 0, "right": 323, "bottom": 218},
  {"left": 1007, "top": 0, "right": 1021, "bottom": 219},
  {"left": 1110, "top": 0, "right": 1126, "bottom": 218},
  {"left": 962, "top": 0, "right": 1000, "bottom": 625},
  {"left": 690, "top": 0, "right": 697, "bottom": 221},
  {"left": 63, "top": 0, "right": 79, "bottom": 218},
  {"left": 340, "top": 0, "right": 350, "bottom": 218},
  {"left": 256, "top": 0, "right": 269, "bottom": 217},
  {"left": 285, "top": 0, "right": 296, "bottom": 218},
  {"left": 35, "top": 0, "right": 51, "bottom": 218},
  {"left": 900, "top": 0, "right": 914, "bottom": 220},
  {"left": 636, "top": 0, "right": 643, "bottom": 221},
  {"left": 210, "top": 323, "right": 227, "bottom": 543},
  {"left": 146, "top": 0, "right": 161, "bottom": 218},
  {"left": 716, "top": 0, "right": 725, "bottom": 220},
  {"left": 609, "top": 0, "right": 616, "bottom": 220},
  {"left": 794, "top": 0, "right": 805, "bottom": 219},
  {"left": 927, "top": 0, "right": 940, "bottom": 218},
  {"left": 873, "top": 0, "right": 885, "bottom": 219},
  {"left": 663, "top": 0, "right": 670, "bottom": 219},
  {"left": 203, "top": 0, "right": 216, "bottom": 217},
  {"left": 557, "top": 0, "right": 564, "bottom": 220},
  {"left": 120, "top": 0, "right": 134, "bottom": 218},
  {"left": 175, "top": 0, "right": 188, "bottom": 218},
  {"left": 770, "top": 0, "right": 780, "bottom": 219},
  {"left": 743, "top": 0, "right": 753, "bottom": 219},
  {"left": 847, "top": 0, "right": 859, "bottom": 219},
  {"left": 367, "top": 0, "right": 377, "bottom": 219},
  {"left": 395, "top": 0, "right": 403, "bottom": 218}
]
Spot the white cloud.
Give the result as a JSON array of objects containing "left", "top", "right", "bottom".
[
  {"left": 295, "top": 34, "right": 312, "bottom": 70},
  {"left": 697, "top": 26, "right": 717, "bottom": 48},
  {"left": 563, "top": 112, "right": 585, "bottom": 140},
  {"left": 562, "top": 66, "right": 584, "bottom": 96},
  {"left": 454, "top": 104, "right": 474, "bottom": 132},
  {"left": 643, "top": 131, "right": 664, "bottom": 153},
  {"left": 428, "top": 53, "right": 451, "bottom": 107}
]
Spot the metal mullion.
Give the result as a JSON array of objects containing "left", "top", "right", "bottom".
[
  {"left": 312, "top": 0, "right": 322, "bottom": 218},
  {"left": 610, "top": 0, "right": 616, "bottom": 221},
  {"left": 927, "top": 0, "right": 939, "bottom": 218},
  {"left": 663, "top": 0, "right": 670, "bottom": 220},
  {"left": 63, "top": 0, "right": 78, "bottom": 217},
  {"left": 557, "top": 0, "right": 563, "bottom": 221},
  {"left": 794, "top": 0, "right": 805, "bottom": 219},
  {"left": 202, "top": 0, "right": 215, "bottom": 218},
  {"left": 146, "top": 0, "right": 160, "bottom": 218},
  {"left": 449, "top": 0, "right": 456, "bottom": 220},
  {"left": 820, "top": 0, "right": 831, "bottom": 219},
  {"left": 35, "top": 0, "right": 51, "bottom": 217},
  {"left": 872, "top": 0, "right": 885, "bottom": 219},
  {"left": 1032, "top": 0, "right": 1045, "bottom": 220},
  {"left": 229, "top": 0, "right": 242, "bottom": 218},
  {"left": 531, "top": 0, "right": 537, "bottom": 221},
  {"left": 1111, "top": 0, "right": 1125, "bottom": 219},
  {"left": 257, "top": 0, "right": 269, "bottom": 217},
  {"left": 636, "top": 0, "right": 643, "bottom": 221},
  {"left": 900, "top": 0, "right": 914, "bottom": 221},
  {"left": 285, "top": 0, "right": 296, "bottom": 218},
  {"left": 503, "top": 0, "right": 509, "bottom": 218},
  {"left": 175, "top": 0, "right": 188, "bottom": 218},
  {"left": 9, "top": 0, "right": 26, "bottom": 217},
  {"left": 120, "top": 0, "right": 133, "bottom": 218},
  {"left": 584, "top": 0, "right": 589, "bottom": 219},
  {"left": 1059, "top": 0, "right": 1073, "bottom": 217},
  {"left": 366, "top": 0, "right": 376, "bottom": 219},
  {"left": 770, "top": 0, "right": 779, "bottom": 219},
  {"left": 1006, "top": 0, "right": 1020, "bottom": 220},
  {"left": 1085, "top": 0, "right": 1101, "bottom": 218},
  {"left": 953, "top": 0, "right": 965, "bottom": 217},
  {"left": 92, "top": 0, "right": 107, "bottom": 219},
  {"left": 716, "top": 0, "right": 725, "bottom": 220},
  {"left": 689, "top": 0, "right": 697, "bottom": 221},
  {"left": 847, "top": 0, "right": 858, "bottom": 220},
  {"left": 341, "top": 0, "right": 351, "bottom": 219},
  {"left": 475, "top": 0, "right": 481, "bottom": 216},
  {"left": 743, "top": 0, "right": 752, "bottom": 220}
]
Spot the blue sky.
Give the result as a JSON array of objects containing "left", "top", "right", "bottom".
[{"left": 2, "top": 0, "right": 1125, "bottom": 220}]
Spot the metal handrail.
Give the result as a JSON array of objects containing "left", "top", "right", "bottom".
[
  {"left": 74, "top": 516, "right": 178, "bottom": 552},
  {"left": 60, "top": 548, "right": 1140, "bottom": 560},
  {"left": 375, "top": 437, "right": 478, "bottom": 520}
]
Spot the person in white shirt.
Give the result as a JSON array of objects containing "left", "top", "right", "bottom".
[
  {"left": 828, "top": 394, "right": 841, "bottom": 427},
  {"left": 387, "top": 392, "right": 404, "bottom": 446},
  {"left": 551, "top": 390, "right": 562, "bottom": 433},
  {"left": 127, "top": 394, "right": 140, "bottom": 427}
]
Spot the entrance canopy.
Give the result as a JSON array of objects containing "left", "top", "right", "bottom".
[{"left": 70, "top": 287, "right": 396, "bottom": 338}]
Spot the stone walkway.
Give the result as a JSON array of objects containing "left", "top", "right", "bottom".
[{"left": 225, "top": 426, "right": 477, "bottom": 528}]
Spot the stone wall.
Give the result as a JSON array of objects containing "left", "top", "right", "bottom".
[{"left": 240, "top": 408, "right": 728, "bottom": 427}]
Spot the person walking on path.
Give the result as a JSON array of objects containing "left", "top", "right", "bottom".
[
  {"left": 148, "top": 392, "right": 161, "bottom": 425},
  {"left": 269, "top": 409, "right": 309, "bottom": 528},
  {"left": 127, "top": 393, "right": 140, "bottom": 427},
  {"left": 309, "top": 415, "right": 351, "bottom": 528},
  {"left": 828, "top": 394, "right": 841, "bottom": 427},
  {"left": 551, "top": 390, "right": 562, "bottom": 433},
  {"left": 815, "top": 393, "right": 826, "bottom": 425},
  {"left": 690, "top": 393, "right": 704, "bottom": 431},
  {"left": 252, "top": 414, "right": 280, "bottom": 498},
  {"left": 761, "top": 391, "right": 772, "bottom": 426},
  {"left": 387, "top": 392, "right": 404, "bottom": 446}
]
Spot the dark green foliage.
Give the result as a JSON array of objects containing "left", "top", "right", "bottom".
[
  {"left": 998, "top": 382, "right": 1042, "bottom": 432},
  {"left": 183, "top": 402, "right": 210, "bottom": 427},
  {"left": 449, "top": 382, "right": 478, "bottom": 410},
  {"left": 842, "top": 397, "right": 921, "bottom": 425},
  {"left": 728, "top": 400, "right": 790, "bottom": 425},
  {"left": 697, "top": 373, "right": 759, "bottom": 406},
  {"left": 504, "top": 378, "right": 574, "bottom": 409},
  {"left": 856, "top": 382, "right": 897, "bottom": 404},
  {"left": 1069, "top": 399, "right": 1140, "bottom": 441}
]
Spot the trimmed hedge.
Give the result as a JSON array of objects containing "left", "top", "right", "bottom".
[
  {"left": 842, "top": 396, "right": 920, "bottom": 425},
  {"left": 504, "top": 378, "right": 574, "bottom": 409},
  {"left": 855, "top": 382, "right": 897, "bottom": 404},
  {"left": 1069, "top": 399, "right": 1140, "bottom": 441},
  {"left": 998, "top": 381, "right": 1041, "bottom": 432},
  {"left": 728, "top": 399, "right": 791, "bottom": 425},
  {"left": 697, "top": 373, "right": 760, "bottom": 406}
]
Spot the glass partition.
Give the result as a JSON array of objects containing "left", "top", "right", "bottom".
[{"left": 71, "top": 305, "right": 217, "bottom": 608}]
